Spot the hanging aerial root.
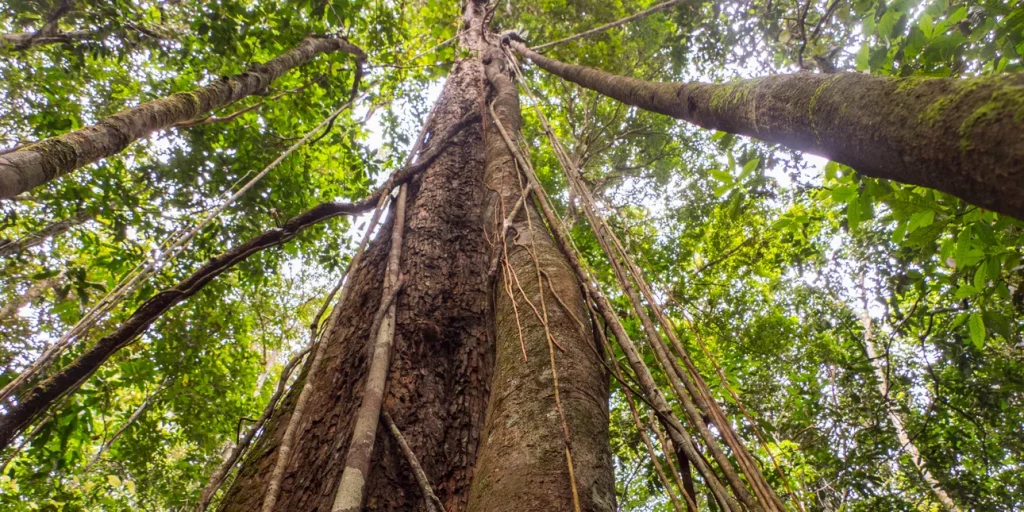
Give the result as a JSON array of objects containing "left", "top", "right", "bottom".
[
  {"left": 526, "top": 0, "right": 689, "bottom": 51},
  {"left": 648, "top": 410, "right": 698, "bottom": 512},
  {"left": 503, "top": 47, "right": 782, "bottom": 511},
  {"left": 84, "top": 377, "right": 171, "bottom": 474},
  {"left": 0, "top": 94, "right": 359, "bottom": 414},
  {"left": 332, "top": 184, "right": 408, "bottom": 512},
  {"left": 261, "top": 190, "right": 393, "bottom": 512},
  {"left": 593, "top": 312, "right": 688, "bottom": 512},
  {"left": 672, "top": 300, "right": 805, "bottom": 511},
  {"left": 383, "top": 411, "right": 446, "bottom": 512},
  {"left": 518, "top": 169, "right": 582, "bottom": 512},
  {"left": 330, "top": 98, "right": 442, "bottom": 512}
]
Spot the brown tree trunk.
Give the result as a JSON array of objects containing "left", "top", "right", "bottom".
[
  {"left": 511, "top": 41, "right": 1024, "bottom": 220},
  {"left": 218, "top": 4, "right": 615, "bottom": 511},
  {"left": 466, "top": 49, "right": 615, "bottom": 512},
  {"left": 0, "top": 36, "right": 364, "bottom": 199},
  {"left": 217, "top": 56, "right": 494, "bottom": 512}
]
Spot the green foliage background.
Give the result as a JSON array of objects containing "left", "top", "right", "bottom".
[{"left": 0, "top": 0, "right": 1021, "bottom": 510}]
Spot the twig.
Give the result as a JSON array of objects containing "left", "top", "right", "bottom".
[{"left": 530, "top": 0, "right": 689, "bottom": 51}]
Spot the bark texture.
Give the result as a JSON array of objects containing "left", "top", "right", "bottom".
[
  {"left": 0, "top": 35, "right": 363, "bottom": 199},
  {"left": 512, "top": 41, "right": 1024, "bottom": 220},
  {"left": 466, "top": 51, "right": 615, "bottom": 512},
  {"left": 218, "top": 55, "right": 493, "bottom": 512}
]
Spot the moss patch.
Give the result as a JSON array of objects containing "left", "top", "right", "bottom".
[
  {"left": 709, "top": 77, "right": 763, "bottom": 113},
  {"left": 169, "top": 91, "right": 204, "bottom": 119},
  {"left": 918, "top": 77, "right": 986, "bottom": 126},
  {"left": 893, "top": 75, "right": 935, "bottom": 94},
  {"left": 958, "top": 85, "right": 1024, "bottom": 150},
  {"left": 27, "top": 137, "right": 80, "bottom": 179}
]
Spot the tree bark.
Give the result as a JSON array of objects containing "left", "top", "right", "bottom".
[
  {"left": 465, "top": 50, "right": 615, "bottom": 512},
  {"left": 217, "top": 54, "right": 493, "bottom": 512},
  {"left": 219, "top": 5, "right": 616, "bottom": 510},
  {"left": 0, "top": 29, "right": 97, "bottom": 50},
  {"left": 511, "top": 40, "right": 1024, "bottom": 220},
  {"left": 0, "top": 35, "right": 364, "bottom": 199}
]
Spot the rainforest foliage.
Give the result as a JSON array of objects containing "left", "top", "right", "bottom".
[{"left": 0, "top": 0, "right": 1022, "bottom": 510}]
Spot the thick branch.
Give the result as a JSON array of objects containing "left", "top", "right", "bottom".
[
  {"left": 0, "top": 36, "right": 365, "bottom": 199},
  {"left": 511, "top": 40, "right": 1024, "bottom": 220},
  {"left": 0, "top": 29, "right": 97, "bottom": 50}
]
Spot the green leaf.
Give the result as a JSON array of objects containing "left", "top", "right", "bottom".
[
  {"left": 739, "top": 158, "right": 760, "bottom": 179},
  {"left": 983, "top": 311, "right": 1011, "bottom": 340},
  {"left": 968, "top": 313, "right": 986, "bottom": 349},
  {"left": 919, "top": 13, "right": 935, "bottom": 38},
  {"left": 974, "top": 261, "right": 988, "bottom": 289},
  {"left": 710, "top": 169, "right": 733, "bottom": 183},
  {"left": 947, "top": 6, "right": 968, "bottom": 25},
  {"left": 908, "top": 209, "right": 935, "bottom": 232},
  {"left": 855, "top": 42, "right": 871, "bottom": 71},
  {"left": 955, "top": 285, "right": 980, "bottom": 299},
  {"left": 831, "top": 185, "right": 857, "bottom": 203}
]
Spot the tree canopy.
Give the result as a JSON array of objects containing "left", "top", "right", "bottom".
[{"left": 0, "top": 0, "right": 1022, "bottom": 510}]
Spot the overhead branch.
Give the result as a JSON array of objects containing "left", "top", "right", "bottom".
[
  {"left": 0, "top": 35, "right": 365, "bottom": 199},
  {"left": 509, "top": 39, "right": 1024, "bottom": 220}
]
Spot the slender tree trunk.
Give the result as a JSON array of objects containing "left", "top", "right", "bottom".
[
  {"left": 511, "top": 41, "right": 1024, "bottom": 220},
  {"left": 0, "top": 36, "right": 364, "bottom": 199},
  {"left": 859, "top": 293, "right": 961, "bottom": 511},
  {"left": 0, "top": 209, "right": 94, "bottom": 258}
]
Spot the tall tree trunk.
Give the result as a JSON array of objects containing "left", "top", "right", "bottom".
[
  {"left": 466, "top": 49, "right": 615, "bottom": 511},
  {"left": 510, "top": 41, "right": 1024, "bottom": 220},
  {"left": 0, "top": 36, "right": 364, "bottom": 199},
  {"left": 219, "top": 4, "right": 615, "bottom": 510},
  {"left": 218, "top": 56, "right": 493, "bottom": 512}
]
